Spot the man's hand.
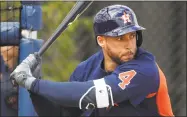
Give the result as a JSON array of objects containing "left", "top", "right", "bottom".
[{"left": 10, "top": 53, "right": 41, "bottom": 90}]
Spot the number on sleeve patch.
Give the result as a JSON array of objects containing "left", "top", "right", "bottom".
[{"left": 118, "top": 70, "right": 137, "bottom": 90}]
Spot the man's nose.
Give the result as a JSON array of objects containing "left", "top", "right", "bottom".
[{"left": 124, "top": 39, "right": 133, "bottom": 48}]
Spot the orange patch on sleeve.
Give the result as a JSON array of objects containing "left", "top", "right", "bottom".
[
  {"left": 156, "top": 64, "right": 174, "bottom": 116},
  {"left": 146, "top": 92, "right": 157, "bottom": 98}
]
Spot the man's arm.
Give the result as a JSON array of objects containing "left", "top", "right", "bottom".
[
  {"left": 29, "top": 64, "right": 62, "bottom": 116},
  {"left": 30, "top": 66, "right": 159, "bottom": 109},
  {"left": 10, "top": 54, "right": 159, "bottom": 109},
  {"left": 59, "top": 65, "right": 84, "bottom": 117},
  {"left": 29, "top": 56, "right": 82, "bottom": 116}
]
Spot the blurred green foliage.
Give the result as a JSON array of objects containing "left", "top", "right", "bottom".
[
  {"left": 0, "top": 1, "right": 21, "bottom": 21},
  {"left": 38, "top": 1, "right": 93, "bottom": 82}
]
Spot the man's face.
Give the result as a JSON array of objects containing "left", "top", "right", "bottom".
[
  {"left": 0, "top": 46, "right": 19, "bottom": 70},
  {"left": 99, "top": 31, "right": 137, "bottom": 65}
]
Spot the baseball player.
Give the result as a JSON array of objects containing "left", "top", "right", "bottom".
[
  {"left": 1, "top": 53, "right": 18, "bottom": 116},
  {"left": 1, "top": 46, "right": 19, "bottom": 71},
  {"left": 10, "top": 5, "right": 174, "bottom": 116}
]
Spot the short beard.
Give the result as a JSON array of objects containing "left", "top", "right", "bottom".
[
  {"left": 106, "top": 46, "right": 123, "bottom": 65},
  {"left": 110, "top": 56, "right": 123, "bottom": 65},
  {"left": 106, "top": 46, "right": 136, "bottom": 65}
]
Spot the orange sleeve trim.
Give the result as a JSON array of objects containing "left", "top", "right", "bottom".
[
  {"left": 146, "top": 92, "right": 157, "bottom": 98},
  {"left": 156, "top": 64, "right": 174, "bottom": 116},
  {"left": 114, "top": 103, "right": 119, "bottom": 107}
]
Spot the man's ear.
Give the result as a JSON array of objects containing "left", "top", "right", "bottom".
[{"left": 97, "top": 36, "right": 105, "bottom": 47}]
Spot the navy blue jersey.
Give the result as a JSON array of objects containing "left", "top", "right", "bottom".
[
  {"left": 31, "top": 48, "right": 173, "bottom": 116},
  {"left": 68, "top": 48, "right": 160, "bottom": 116}
]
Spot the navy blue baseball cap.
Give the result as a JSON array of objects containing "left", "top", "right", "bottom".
[{"left": 93, "top": 5, "right": 145, "bottom": 47}]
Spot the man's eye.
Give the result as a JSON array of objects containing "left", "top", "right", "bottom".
[
  {"left": 130, "top": 33, "right": 136, "bottom": 39},
  {"left": 117, "top": 36, "right": 122, "bottom": 40}
]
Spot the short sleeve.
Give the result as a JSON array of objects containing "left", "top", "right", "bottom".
[{"left": 104, "top": 60, "right": 159, "bottom": 106}]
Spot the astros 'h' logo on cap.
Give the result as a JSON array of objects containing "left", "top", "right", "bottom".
[{"left": 121, "top": 12, "right": 132, "bottom": 24}]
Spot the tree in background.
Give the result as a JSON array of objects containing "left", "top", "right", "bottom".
[
  {"left": 38, "top": 1, "right": 93, "bottom": 82},
  {"left": 0, "top": 1, "right": 21, "bottom": 22}
]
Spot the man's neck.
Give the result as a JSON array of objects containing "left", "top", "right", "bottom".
[{"left": 103, "top": 54, "right": 118, "bottom": 73}]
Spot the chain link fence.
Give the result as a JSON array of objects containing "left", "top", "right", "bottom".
[{"left": 0, "top": 1, "right": 21, "bottom": 116}]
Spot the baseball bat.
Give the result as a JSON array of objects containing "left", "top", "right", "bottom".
[{"left": 38, "top": 1, "right": 93, "bottom": 56}]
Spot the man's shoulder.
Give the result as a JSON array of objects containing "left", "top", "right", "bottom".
[
  {"left": 69, "top": 50, "right": 103, "bottom": 81},
  {"left": 77, "top": 50, "right": 103, "bottom": 69},
  {"left": 117, "top": 48, "right": 158, "bottom": 77},
  {"left": 137, "top": 48, "right": 155, "bottom": 61}
]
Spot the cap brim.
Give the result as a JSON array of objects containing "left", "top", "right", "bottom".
[{"left": 104, "top": 25, "right": 146, "bottom": 37}]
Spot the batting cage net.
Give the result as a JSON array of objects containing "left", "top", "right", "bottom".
[{"left": 0, "top": 1, "right": 21, "bottom": 116}]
